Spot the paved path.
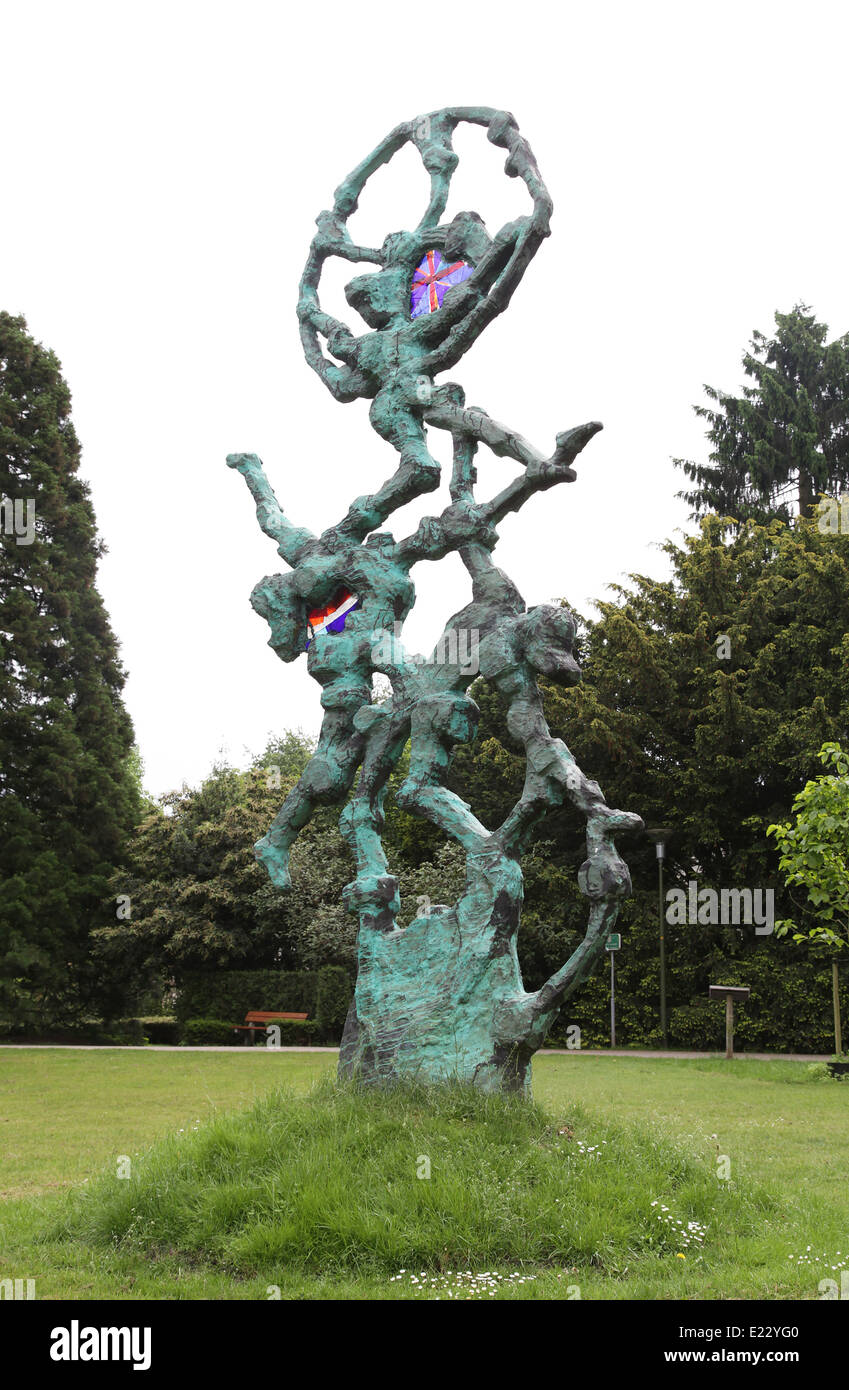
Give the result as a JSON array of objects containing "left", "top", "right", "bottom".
[
  {"left": 543, "top": 1048, "right": 830, "bottom": 1061},
  {"left": 0, "top": 1044, "right": 829, "bottom": 1060},
  {"left": 0, "top": 1043, "right": 340, "bottom": 1052}
]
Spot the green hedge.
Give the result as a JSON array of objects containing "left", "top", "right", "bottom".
[
  {"left": 181, "top": 1016, "right": 322, "bottom": 1047},
  {"left": 262, "top": 1018, "right": 319, "bottom": 1046},
  {"left": 114, "top": 1018, "right": 146, "bottom": 1045},
  {"left": 181, "top": 1018, "right": 242, "bottom": 1046},
  {"left": 3, "top": 1017, "right": 146, "bottom": 1045},
  {"left": 175, "top": 967, "right": 352, "bottom": 1043},
  {"left": 175, "top": 971, "right": 320, "bottom": 1023},
  {"left": 315, "top": 967, "right": 351, "bottom": 1039},
  {"left": 140, "top": 1017, "right": 181, "bottom": 1045}
]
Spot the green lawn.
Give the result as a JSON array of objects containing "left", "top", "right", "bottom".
[
  {"left": 0, "top": 1049, "right": 333, "bottom": 1199},
  {"left": 1, "top": 1049, "right": 845, "bottom": 1300}
]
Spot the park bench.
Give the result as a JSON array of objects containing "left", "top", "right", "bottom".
[{"left": 233, "top": 1010, "right": 309, "bottom": 1046}]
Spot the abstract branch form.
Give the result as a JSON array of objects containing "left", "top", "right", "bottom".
[{"left": 227, "top": 107, "right": 642, "bottom": 1093}]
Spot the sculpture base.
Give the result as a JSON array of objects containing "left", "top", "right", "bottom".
[
  {"left": 337, "top": 871, "right": 556, "bottom": 1097},
  {"left": 338, "top": 1018, "right": 537, "bottom": 1095}
]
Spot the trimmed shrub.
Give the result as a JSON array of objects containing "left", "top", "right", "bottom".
[
  {"left": 113, "top": 1018, "right": 146, "bottom": 1045},
  {"left": 140, "top": 1017, "right": 181, "bottom": 1045},
  {"left": 181, "top": 1018, "right": 241, "bottom": 1046}
]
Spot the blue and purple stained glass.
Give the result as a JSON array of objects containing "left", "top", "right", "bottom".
[{"left": 410, "top": 249, "right": 474, "bottom": 319}]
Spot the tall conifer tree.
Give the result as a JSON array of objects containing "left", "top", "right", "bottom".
[
  {"left": 0, "top": 312, "right": 139, "bottom": 1022},
  {"left": 676, "top": 305, "right": 849, "bottom": 520}
]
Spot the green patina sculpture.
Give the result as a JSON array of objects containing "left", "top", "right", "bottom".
[{"left": 227, "top": 106, "right": 642, "bottom": 1093}]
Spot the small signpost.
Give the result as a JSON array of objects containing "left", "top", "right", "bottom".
[
  {"left": 607, "top": 933, "right": 621, "bottom": 1048},
  {"left": 708, "top": 984, "right": 750, "bottom": 1059}
]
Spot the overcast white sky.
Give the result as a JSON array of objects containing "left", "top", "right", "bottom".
[{"left": 4, "top": 1, "right": 848, "bottom": 797}]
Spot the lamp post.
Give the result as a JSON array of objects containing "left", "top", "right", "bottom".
[
  {"left": 606, "top": 932, "right": 621, "bottom": 1048},
  {"left": 645, "top": 827, "right": 672, "bottom": 1049}
]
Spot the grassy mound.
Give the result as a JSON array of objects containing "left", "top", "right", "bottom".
[{"left": 49, "top": 1077, "right": 776, "bottom": 1283}]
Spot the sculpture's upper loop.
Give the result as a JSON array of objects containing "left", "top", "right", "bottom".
[{"left": 297, "top": 106, "right": 553, "bottom": 399}]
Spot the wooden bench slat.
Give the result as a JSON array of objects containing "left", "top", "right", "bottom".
[
  {"left": 244, "top": 1011, "right": 308, "bottom": 1022},
  {"left": 231, "top": 1011, "right": 309, "bottom": 1032}
]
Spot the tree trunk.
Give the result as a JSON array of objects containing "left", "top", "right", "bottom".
[{"left": 798, "top": 468, "right": 815, "bottom": 518}]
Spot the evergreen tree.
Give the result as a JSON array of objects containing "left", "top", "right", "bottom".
[
  {"left": 676, "top": 306, "right": 849, "bottom": 521},
  {"left": 0, "top": 312, "right": 140, "bottom": 1024},
  {"left": 449, "top": 514, "right": 849, "bottom": 1049}
]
